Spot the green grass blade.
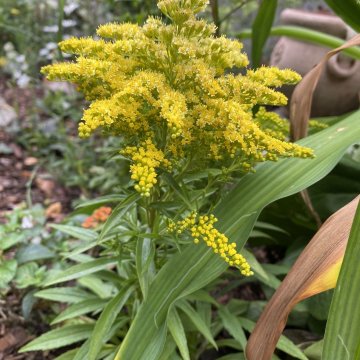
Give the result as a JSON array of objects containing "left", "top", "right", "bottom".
[
  {"left": 88, "top": 286, "right": 134, "bottom": 360},
  {"left": 217, "top": 354, "right": 245, "bottom": 360},
  {"left": 251, "top": 0, "right": 278, "bottom": 68},
  {"left": 35, "top": 287, "right": 95, "bottom": 303},
  {"left": 50, "top": 224, "right": 98, "bottom": 241},
  {"left": 140, "top": 323, "right": 167, "bottom": 360},
  {"left": 177, "top": 300, "right": 217, "bottom": 349},
  {"left": 219, "top": 307, "right": 247, "bottom": 350},
  {"left": 19, "top": 324, "right": 93, "bottom": 352},
  {"left": 136, "top": 236, "right": 155, "bottom": 299},
  {"left": 43, "top": 258, "right": 118, "bottom": 286},
  {"left": 75, "top": 194, "right": 126, "bottom": 209},
  {"left": 322, "top": 201, "right": 360, "bottom": 359},
  {"left": 51, "top": 298, "right": 108, "bottom": 324},
  {"left": 98, "top": 193, "right": 140, "bottom": 243},
  {"left": 239, "top": 26, "right": 360, "bottom": 60},
  {"left": 167, "top": 306, "right": 190, "bottom": 360},
  {"left": 115, "top": 111, "right": 360, "bottom": 359}
]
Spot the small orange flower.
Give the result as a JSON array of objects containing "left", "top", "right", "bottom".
[{"left": 82, "top": 206, "right": 112, "bottom": 228}]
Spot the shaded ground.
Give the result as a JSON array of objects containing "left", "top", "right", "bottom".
[
  {"left": 0, "top": 292, "right": 55, "bottom": 360},
  {"left": 0, "top": 79, "right": 79, "bottom": 222},
  {"left": 0, "top": 129, "right": 78, "bottom": 223},
  {"left": 1, "top": 80, "right": 80, "bottom": 358}
]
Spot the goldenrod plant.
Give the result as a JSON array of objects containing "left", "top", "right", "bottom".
[
  {"left": 41, "top": 0, "right": 312, "bottom": 273},
  {"left": 18, "top": 0, "right": 360, "bottom": 359}
]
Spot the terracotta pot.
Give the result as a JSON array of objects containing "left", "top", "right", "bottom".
[{"left": 270, "top": 9, "right": 360, "bottom": 117}]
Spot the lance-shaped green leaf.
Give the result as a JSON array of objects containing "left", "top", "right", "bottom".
[
  {"left": 98, "top": 193, "right": 140, "bottom": 242},
  {"left": 251, "top": 0, "right": 278, "bottom": 68},
  {"left": 177, "top": 300, "right": 217, "bottom": 349},
  {"left": 20, "top": 324, "right": 93, "bottom": 352},
  {"left": 246, "top": 196, "right": 359, "bottom": 360},
  {"left": 50, "top": 224, "right": 98, "bottom": 241},
  {"left": 167, "top": 306, "right": 190, "bottom": 360},
  {"left": 324, "top": 0, "right": 360, "bottom": 32},
  {"left": 43, "top": 258, "right": 118, "bottom": 286},
  {"left": 115, "top": 111, "right": 360, "bottom": 360},
  {"left": 87, "top": 286, "right": 134, "bottom": 360},
  {"left": 218, "top": 307, "right": 247, "bottom": 350},
  {"left": 238, "top": 26, "right": 360, "bottom": 61},
  {"left": 322, "top": 200, "right": 360, "bottom": 359},
  {"left": 51, "top": 298, "right": 108, "bottom": 324}
]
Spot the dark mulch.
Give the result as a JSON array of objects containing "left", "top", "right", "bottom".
[
  {"left": 0, "top": 129, "right": 79, "bottom": 223},
  {"left": 1, "top": 78, "right": 80, "bottom": 358},
  {"left": 0, "top": 290, "right": 65, "bottom": 360}
]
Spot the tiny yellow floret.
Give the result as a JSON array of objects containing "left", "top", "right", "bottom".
[{"left": 168, "top": 212, "right": 253, "bottom": 276}]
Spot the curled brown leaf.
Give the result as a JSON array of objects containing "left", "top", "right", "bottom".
[{"left": 246, "top": 196, "right": 359, "bottom": 360}]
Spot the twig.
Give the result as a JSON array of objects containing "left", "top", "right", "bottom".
[{"left": 220, "top": 0, "right": 252, "bottom": 24}]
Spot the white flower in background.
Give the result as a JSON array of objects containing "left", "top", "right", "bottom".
[
  {"left": 15, "top": 54, "right": 25, "bottom": 63},
  {"left": 31, "top": 236, "right": 42, "bottom": 245},
  {"left": 21, "top": 216, "right": 34, "bottom": 229},
  {"left": 17, "top": 74, "right": 31, "bottom": 88},
  {"left": 62, "top": 19, "right": 77, "bottom": 28},
  {"left": 46, "top": 42, "right": 58, "bottom": 50},
  {"left": 2, "top": 42, "right": 31, "bottom": 88},
  {"left": 21, "top": 63, "right": 29, "bottom": 71},
  {"left": 46, "top": 0, "right": 57, "bottom": 8},
  {"left": 39, "top": 48, "right": 49, "bottom": 57},
  {"left": 3, "top": 42, "right": 14, "bottom": 52},
  {"left": 13, "top": 70, "right": 21, "bottom": 79},
  {"left": 43, "top": 19, "right": 76, "bottom": 33},
  {"left": 4, "top": 42, "right": 17, "bottom": 60},
  {"left": 39, "top": 42, "right": 58, "bottom": 60},
  {"left": 43, "top": 25, "right": 58, "bottom": 33},
  {"left": 64, "top": 2, "right": 79, "bottom": 15}
]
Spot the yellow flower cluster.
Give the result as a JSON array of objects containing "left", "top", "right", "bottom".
[
  {"left": 168, "top": 212, "right": 253, "bottom": 276},
  {"left": 41, "top": 0, "right": 314, "bottom": 189},
  {"left": 255, "top": 106, "right": 290, "bottom": 141},
  {"left": 121, "top": 140, "right": 170, "bottom": 197}
]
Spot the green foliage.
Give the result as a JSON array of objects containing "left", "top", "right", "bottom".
[
  {"left": 324, "top": 0, "right": 360, "bottom": 32},
  {"left": 251, "top": 0, "right": 277, "bottom": 68},
  {"left": 239, "top": 26, "right": 360, "bottom": 61},
  {"left": 2, "top": 1, "right": 359, "bottom": 359},
  {"left": 322, "top": 202, "right": 360, "bottom": 359},
  {"left": 115, "top": 111, "right": 360, "bottom": 359}
]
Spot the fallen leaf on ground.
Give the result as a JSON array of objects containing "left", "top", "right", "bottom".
[
  {"left": 45, "top": 202, "right": 62, "bottom": 219},
  {"left": 35, "top": 177, "right": 55, "bottom": 197},
  {"left": 24, "top": 157, "right": 38, "bottom": 166}
]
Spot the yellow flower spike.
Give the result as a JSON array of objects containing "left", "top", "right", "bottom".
[
  {"left": 121, "top": 140, "right": 169, "bottom": 196},
  {"left": 168, "top": 212, "right": 253, "bottom": 276},
  {"left": 246, "top": 196, "right": 359, "bottom": 360}
]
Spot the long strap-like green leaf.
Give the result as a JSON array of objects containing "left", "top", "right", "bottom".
[
  {"left": 322, "top": 201, "right": 360, "bottom": 359},
  {"left": 251, "top": 0, "right": 277, "bottom": 68},
  {"left": 238, "top": 26, "right": 360, "bottom": 61},
  {"left": 324, "top": 0, "right": 360, "bottom": 33},
  {"left": 115, "top": 110, "right": 360, "bottom": 360}
]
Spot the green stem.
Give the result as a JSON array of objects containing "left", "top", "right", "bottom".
[
  {"left": 209, "top": 0, "right": 221, "bottom": 36},
  {"left": 57, "top": 0, "right": 65, "bottom": 60},
  {"left": 238, "top": 25, "right": 360, "bottom": 60}
]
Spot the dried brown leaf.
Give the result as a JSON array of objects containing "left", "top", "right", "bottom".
[
  {"left": 45, "top": 202, "right": 62, "bottom": 219},
  {"left": 290, "top": 33, "right": 360, "bottom": 141},
  {"left": 290, "top": 34, "right": 360, "bottom": 229},
  {"left": 35, "top": 177, "right": 55, "bottom": 197},
  {"left": 246, "top": 196, "right": 359, "bottom": 360},
  {"left": 23, "top": 157, "right": 38, "bottom": 167}
]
